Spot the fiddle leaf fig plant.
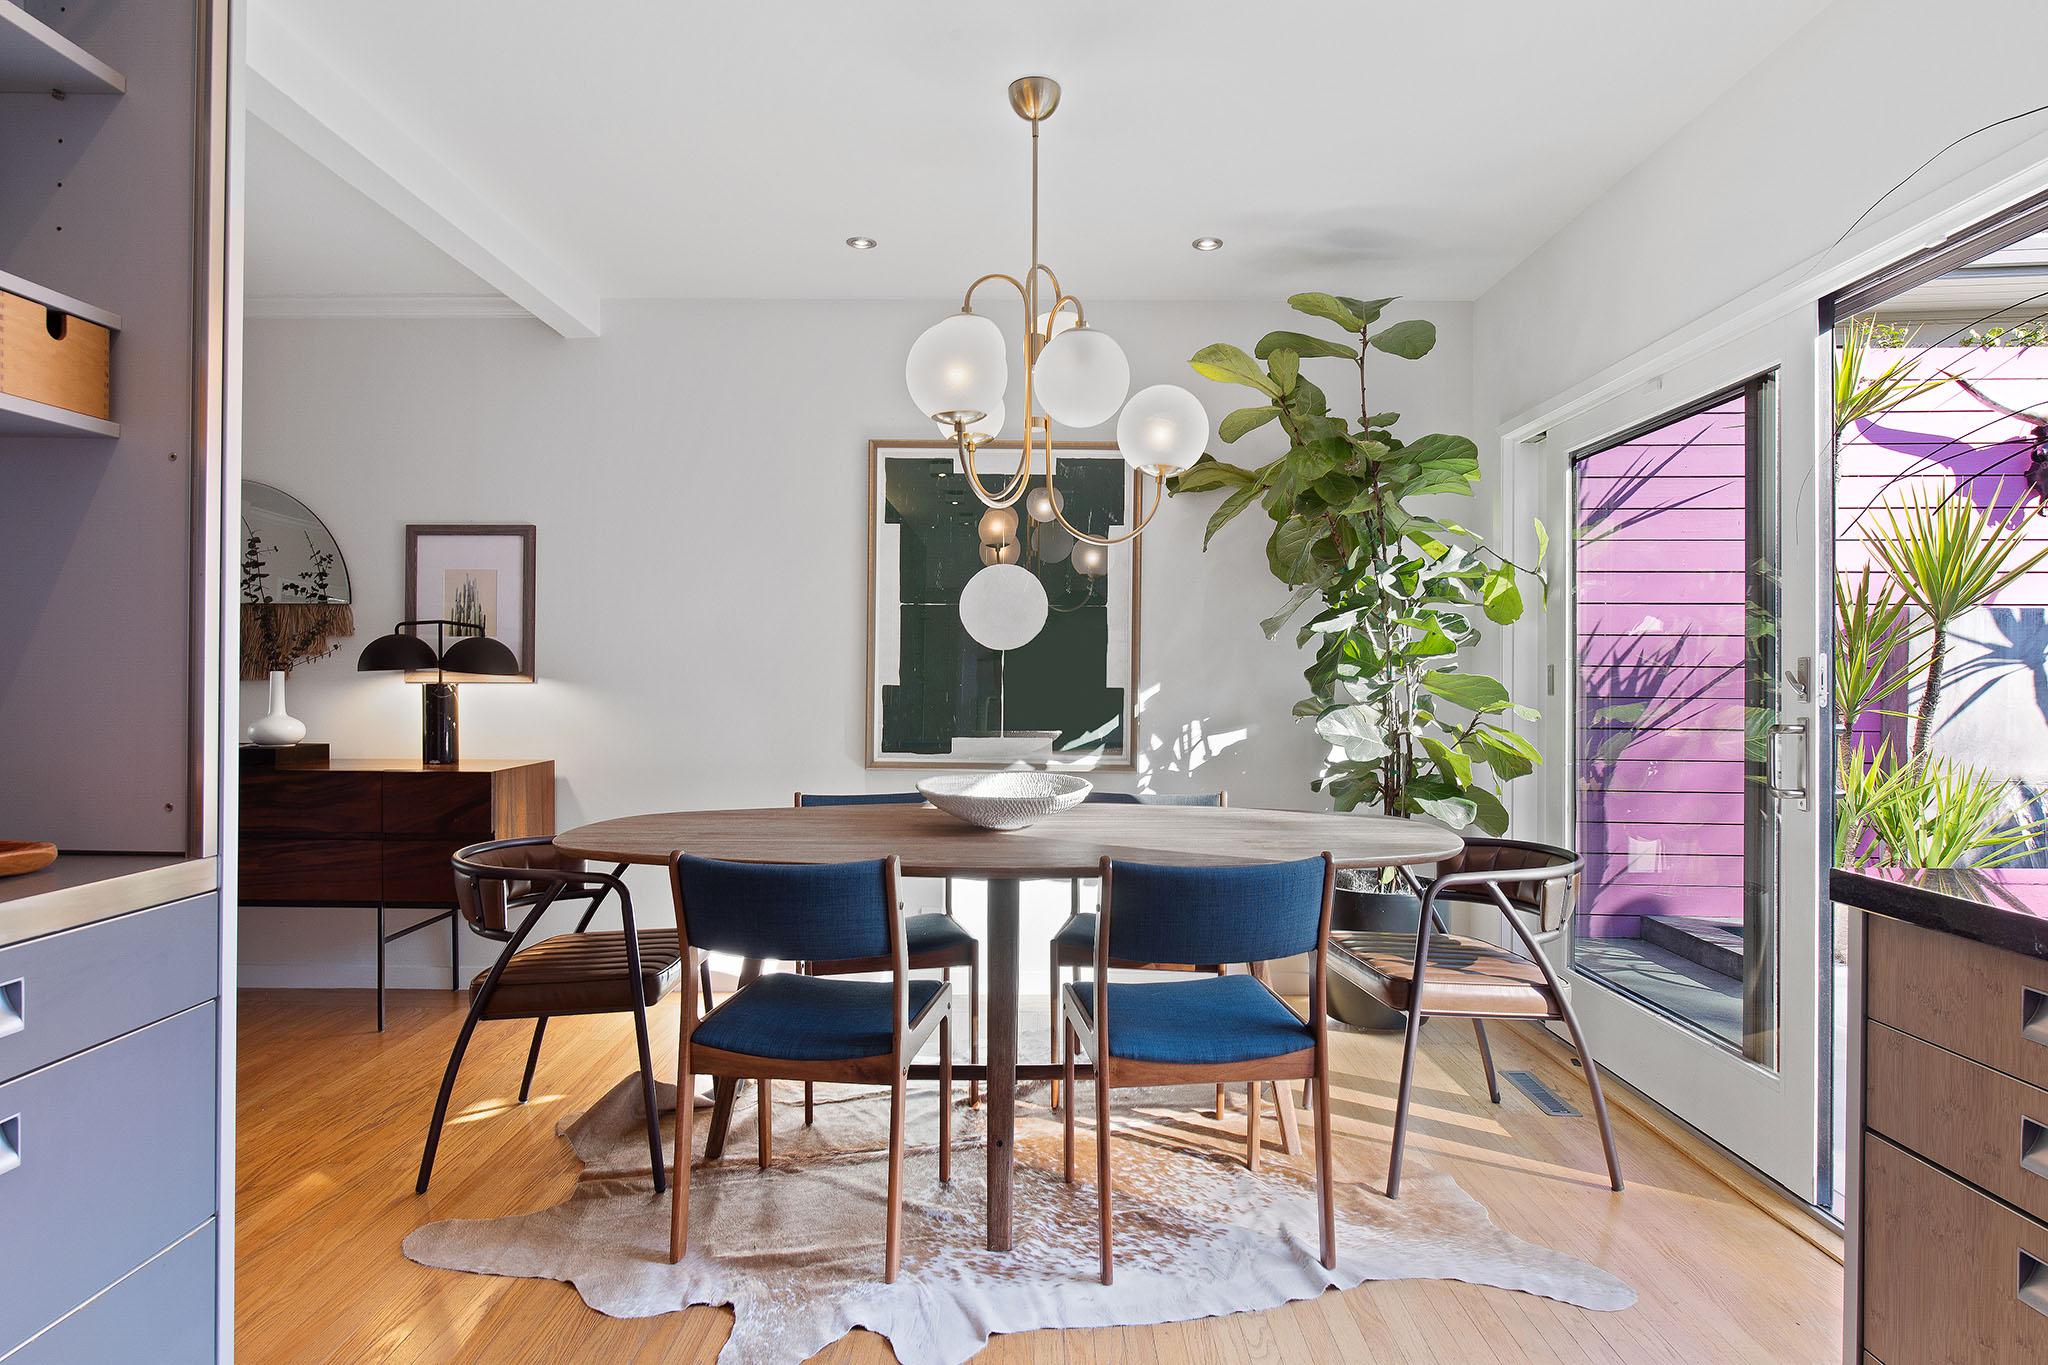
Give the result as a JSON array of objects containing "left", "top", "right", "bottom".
[{"left": 1170, "top": 292, "right": 1545, "bottom": 833}]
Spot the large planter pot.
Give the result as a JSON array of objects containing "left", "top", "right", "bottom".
[{"left": 1328, "top": 881, "right": 1423, "bottom": 1031}]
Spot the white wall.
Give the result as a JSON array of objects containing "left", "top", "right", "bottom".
[
  {"left": 240, "top": 297, "right": 1473, "bottom": 989},
  {"left": 1475, "top": 0, "right": 2048, "bottom": 429}
]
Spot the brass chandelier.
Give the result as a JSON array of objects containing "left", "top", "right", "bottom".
[{"left": 905, "top": 76, "right": 1208, "bottom": 649}]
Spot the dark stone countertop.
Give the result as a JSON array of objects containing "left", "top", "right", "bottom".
[{"left": 1831, "top": 866, "right": 2048, "bottom": 961}]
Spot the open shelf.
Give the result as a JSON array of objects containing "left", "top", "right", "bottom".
[
  {"left": 0, "top": 266, "right": 120, "bottom": 330},
  {"left": 0, "top": 2, "right": 125, "bottom": 94},
  {"left": 0, "top": 390, "right": 118, "bottom": 437}
]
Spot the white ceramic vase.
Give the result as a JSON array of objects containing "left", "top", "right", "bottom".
[{"left": 247, "top": 669, "right": 307, "bottom": 747}]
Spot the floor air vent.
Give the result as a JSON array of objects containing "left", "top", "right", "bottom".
[{"left": 1503, "top": 1070, "right": 1579, "bottom": 1117}]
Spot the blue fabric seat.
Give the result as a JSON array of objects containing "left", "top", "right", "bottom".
[
  {"left": 696, "top": 973, "right": 946, "bottom": 1061},
  {"left": 1052, "top": 912, "right": 1096, "bottom": 950},
  {"left": 1065, "top": 974, "right": 1312, "bottom": 1065},
  {"left": 905, "top": 912, "right": 976, "bottom": 954}
]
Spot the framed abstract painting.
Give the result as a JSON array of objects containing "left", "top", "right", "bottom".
[
  {"left": 405, "top": 523, "right": 537, "bottom": 680},
  {"left": 866, "top": 439, "right": 1140, "bottom": 769}
]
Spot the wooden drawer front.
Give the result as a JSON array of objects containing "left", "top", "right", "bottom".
[
  {"left": 1864, "top": 1134, "right": 2048, "bottom": 1364},
  {"left": 0, "top": 291, "right": 111, "bottom": 420},
  {"left": 1868, "top": 1021, "right": 2048, "bottom": 1226},
  {"left": 239, "top": 838, "right": 380, "bottom": 904},
  {"left": 382, "top": 840, "right": 462, "bottom": 907},
  {"left": 0, "top": 894, "right": 217, "bottom": 1087},
  {"left": 1868, "top": 915, "right": 2048, "bottom": 1090},
  {"left": 241, "top": 770, "right": 380, "bottom": 836},
  {"left": 0, "top": 1005, "right": 217, "bottom": 1355},
  {"left": 9, "top": 1221, "right": 215, "bottom": 1364},
  {"left": 382, "top": 771, "right": 494, "bottom": 837}
]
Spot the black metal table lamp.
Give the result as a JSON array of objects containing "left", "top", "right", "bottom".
[{"left": 357, "top": 619, "right": 520, "bottom": 765}]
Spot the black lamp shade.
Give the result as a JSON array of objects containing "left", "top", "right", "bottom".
[
  {"left": 439, "top": 633, "right": 521, "bottom": 677},
  {"left": 357, "top": 631, "right": 439, "bottom": 672}
]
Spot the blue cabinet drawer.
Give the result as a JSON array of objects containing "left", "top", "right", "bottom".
[
  {"left": 0, "top": 894, "right": 217, "bottom": 1086},
  {"left": 5, "top": 1221, "right": 215, "bottom": 1364},
  {"left": 0, "top": 1004, "right": 217, "bottom": 1356}
]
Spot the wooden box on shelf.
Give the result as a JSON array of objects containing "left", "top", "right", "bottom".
[{"left": 0, "top": 289, "right": 111, "bottom": 420}]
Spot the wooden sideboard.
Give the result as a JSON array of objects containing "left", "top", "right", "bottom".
[
  {"left": 1837, "top": 869, "right": 2048, "bottom": 1364},
  {"left": 240, "top": 758, "right": 554, "bottom": 1028}
]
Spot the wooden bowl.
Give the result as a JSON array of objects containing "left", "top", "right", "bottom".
[{"left": 0, "top": 841, "right": 57, "bottom": 878}]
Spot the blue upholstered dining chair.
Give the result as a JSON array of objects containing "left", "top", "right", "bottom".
[
  {"left": 794, "top": 791, "right": 979, "bottom": 1112},
  {"left": 668, "top": 853, "right": 953, "bottom": 1282},
  {"left": 1048, "top": 791, "right": 1228, "bottom": 1113},
  {"left": 1061, "top": 854, "right": 1338, "bottom": 1285}
]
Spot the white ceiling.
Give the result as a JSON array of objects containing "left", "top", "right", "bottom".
[{"left": 246, "top": 0, "right": 1837, "bottom": 310}]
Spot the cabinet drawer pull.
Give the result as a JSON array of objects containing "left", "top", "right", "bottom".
[
  {"left": 2027, "top": 1118, "right": 2048, "bottom": 1181},
  {"left": 0, "top": 979, "right": 19, "bottom": 1038},
  {"left": 2025, "top": 1250, "right": 2048, "bottom": 1319},
  {"left": 2027, "top": 988, "right": 2048, "bottom": 1048},
  {"left": 0, "top": 1115, "right": 16, "bottom": 1177}
]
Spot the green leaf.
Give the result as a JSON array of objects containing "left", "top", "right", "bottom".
[
  {"left": 1363, "top": 411, "right": 1400, "bottom": 428},
  {"left": 1315, "top": 707, "right": 1391, "bottom": 763},
  {"left": 1268, "top": 348, "right": 1300, "bottom": 395},
  {"left": 1267, "top": 517, "right": 1327, "bottom": 584},
  {"left": 1338, "top": 296, "right": 1397, "bottom": 325},
  {"left": 1533, "top": 518, "right": 1550, "bottom": 564},
  {"left": 1218, "top": 405, "right": 1279, "bottom": 444},
  {"left": 1421, "top": 670, "right": 1511, "bottom": 712},
  {"left": 1481, "top": 564, "right": 1523, "bottom": 624},
  {"left": 1291, "top": 376, "right": 1328, "bottom": 417},
  {"left": 1468, "top": 788, "right": 1511, "bottom": 837},
  {"left": 1421, "top": 736, "right": 1472, "bottom": 786},
  {"left": 1368, "top": 319, "right": 1437, "bottom": 360},
  {"left": 1413, "top": 794, "right": 1479, "bottom": 829},
  {"left": 1167, "top": 454, "right": 1255, "bottom": 493},
  {"left": 1189, "top": 343, "right": 1279, "bottom": 396},
  {"left": 1287, "top": 292, "right": 1365, "bottom": 332},
  {"left": 1201, "top": 482, "right": 1262, "bottom": 549},
  {"left": 1255, "top": 329, "right": 1359, "bottom": 361}
]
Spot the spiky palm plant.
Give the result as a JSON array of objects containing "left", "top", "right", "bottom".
[{"left": 1834, "top": 314, "right": 1948, "bottom": 437}]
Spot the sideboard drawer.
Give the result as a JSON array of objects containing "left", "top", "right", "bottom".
[
  {"left": 242, "top": 770, "right": 380, "bottom": 836},
  {"left": 382, "top": 839, "right": 463, "bottom": 906},
  {"left": 1867, "top": 914, "right": 2048, "bottom": 1090},
  {"left": 0, "top": 894, "right": 217, "bottom": 1086},
  {"left": 0, "top": 1004, "right": 217, "bottom": 1355},
  {"left": 240, "top": 837, "right": 381, "bottom": 904},
  {"left": 382, "top": 770, "right": 494, "bottom": 837},
  {"left": 1864, "top": 1134, "right": 2048, "bottom": 1365},
  {"left": 9, "top": 1221, "right": 216, "bottom": 1364},
  {"left": 1867, "top": 1020, "right": 2048, "bottom": 1227}
]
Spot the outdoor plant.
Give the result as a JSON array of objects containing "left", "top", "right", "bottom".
[
  {"left": 1836, "top": 741, "right": 2044, "bottom": 869},
  {"left": 1834, "top": 313, "right": 1946, "bottom": 438},
  {"left": 1169, "top": 292, "right": 1542, "bottom": 833}
]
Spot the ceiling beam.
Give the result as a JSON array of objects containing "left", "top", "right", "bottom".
[{"left": 245, "top": 11, "right": 601, "bottom": 339}]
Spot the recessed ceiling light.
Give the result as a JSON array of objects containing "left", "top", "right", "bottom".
[
  {"left": 1191, "top": 237, "right": 1223, "bottom": 252},
  {"left": 846, "top": 236, "right": 878, "bottom": 250}
]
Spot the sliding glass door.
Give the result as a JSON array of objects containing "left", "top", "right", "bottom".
[{"left": 1527, "top": 308, "right": 1829, "bottom": 1200}]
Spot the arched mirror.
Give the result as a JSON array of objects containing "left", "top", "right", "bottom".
[{"left": 241, "top": 481, "right": 354, "bottom": 679}]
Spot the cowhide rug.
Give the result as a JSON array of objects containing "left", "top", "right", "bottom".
[{"left": 404, "top": 1061, "right": 1634, "bottom": 1365}]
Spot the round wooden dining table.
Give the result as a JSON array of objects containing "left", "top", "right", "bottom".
[{"left": 556, "top": 801, "right": 1463, "bottom": 1250}]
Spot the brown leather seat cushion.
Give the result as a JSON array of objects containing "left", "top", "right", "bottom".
[
  {"left": 473, "top": 929, "right": 683, "bottom": 1018},
  {"left": 1328, "top": 930, "right": 1559, "bottom": 1018}
]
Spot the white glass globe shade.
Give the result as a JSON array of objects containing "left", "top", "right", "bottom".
[
  {"left": 1033, "top": 327, "right": 1129, "bottom": 428},
  {"left": 977, "top": 506, "right": 1019, "bottom": 546},
  {"left": 1037, "top": 522, "right": 1075, "bottom": 564},
  {"left": 1024, "top": 485, "right": 1065, "bottom": 524},
  {"left": 1072, "top": 541, "right": 1109, "bottom": 577},
  {"left": 1035, "top": 309, "right": 1079, "bottom": 342},
  {"left": 934, "top": 397, "right": 1004, "bottom": 442},
  {"left": 958, "top": 564, "right": 1049, "bottom": 651},
  {"left": 907, "top": 313, "right": 1008, "bottom": 421},
  {"left": 1116, "top": 384, "right": 1209, "bottom": 474}
]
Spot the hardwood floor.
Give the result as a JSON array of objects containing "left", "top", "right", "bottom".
[{"left": 236, "top": 989, "right": 1843, "bottom": 1363}]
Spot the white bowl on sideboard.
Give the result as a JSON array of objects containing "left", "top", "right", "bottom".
[{"left": 917, "top": 773, "right": 1093, "bottom": 830}]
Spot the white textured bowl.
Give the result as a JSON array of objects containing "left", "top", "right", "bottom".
[{"left": 917, "top": 773, "right": 1093, "bottom": 831}]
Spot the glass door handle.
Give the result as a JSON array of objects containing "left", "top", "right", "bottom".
[{"left": 1767, "top": 721, "right": 1809, "bottom": 808}]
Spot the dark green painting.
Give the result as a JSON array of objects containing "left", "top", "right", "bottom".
[{"left": 868, "top": 442, "right": 1138, "bottom": 768}]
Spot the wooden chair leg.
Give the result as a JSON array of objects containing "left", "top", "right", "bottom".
[
  {"left": 1062, "top": 1019, "right": 1077, "bottom": 1183},
  {"left": 1473, "top": 1019, "right": 1502, "bottom": 1104},
  {"left": 1216, "top": 964, "right": 1230, "bottom": 1120},
  {"left": 802, "top": 961, "right": 815, "bottom": 1127},
  {"left": 1315, "top": 1057, "right": 1335, "bottom": 1271},
  {"left": 968, "top": 950, "right": 981, "bottom": 1110},
  {"left": 1095, "top": 1048, "right": 1113, "bottom": 1285},
  {"left": 1246, "top": 1080, "right": 1262, "bottom": 1172},
  {"left": 884, "top": 1073, "right": 907, "bottom": 1283},
  {"left": 1049, "top": 942, "right": 1064, "bottom": 1112},
  {"left": 517, "top": 1016, "right": 548, "bottom": 1103},
  {"left": 670, "top": 1031, "right": 693, "bottom": 1264},
  {"left": 1386, "top": 1003, "right": 1428, "bottom": 1198},
  {"left": 938, "top": 1013, "right": 953, "bottom": 1184},
  {"left": 757, "top": 1076, "right": 774, "bottom": 1169}
]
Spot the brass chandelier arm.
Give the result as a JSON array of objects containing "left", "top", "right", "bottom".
[
  {"left": 1046, "top": 463, "right": 1166, "bottom": 547},
  {"left": 961, "top": 271, "right": 1028, "bottom": 314},
  {"left": 957, "top": 426, "right": 1034, "bottom": 509}
]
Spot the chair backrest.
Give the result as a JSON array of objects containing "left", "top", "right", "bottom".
[
  {"left": 1101, "top": 855, "right": 1331, "bottom": 967},
  {"left": 671, "top": 853, "right": 896, "bottom": 962},
  {"left": 793, "top": 791, "right": 925, "bottom": 808},
  {"left": 1085, "top": 790, "right": 1227, "bottom": 807},
  {"left": 452, "top": 836, "right": 592, "bottom": 934},
  {"left": 1431, "top": 838, "right": 1581, "bottom": 934}
]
